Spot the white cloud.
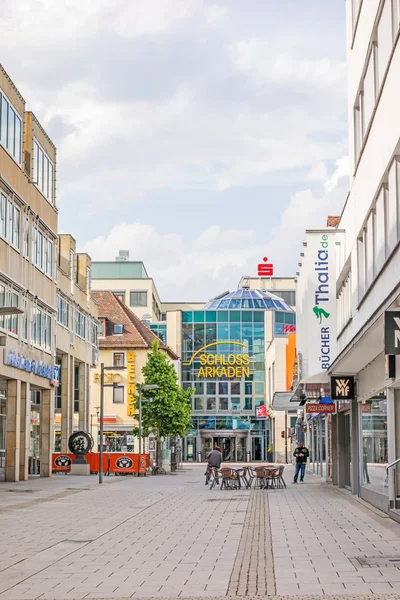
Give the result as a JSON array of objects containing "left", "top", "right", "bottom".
[
  {"left": 82, "top": 162, "right": 349, "bottom": 300},
  {"left": 324, "top": 156, "right": 349, "bottom": 194}
]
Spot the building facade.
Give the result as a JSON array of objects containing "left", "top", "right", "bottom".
[
  {"left": 0, "top": 65, "right": 58, "bottom": 481},
  {"left": 328, "top": 0, "right": 400, "bottom": 518},
  {"left": 160, "top": 281, "right": 295, "bottom": 462},
  {"left": 90, "top": 291, "right": 178, "bottom": 457},
  {"left": 54, "top": 235, "right": 99, "bottom": 454}
]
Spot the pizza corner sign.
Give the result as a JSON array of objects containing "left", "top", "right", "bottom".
[{"left": 306, "top": 403, "right": 335, "bottom": 414}]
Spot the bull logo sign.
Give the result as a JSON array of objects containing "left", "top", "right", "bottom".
[{"left": 330, "top": 376, "right": 355, "bottom": 400}]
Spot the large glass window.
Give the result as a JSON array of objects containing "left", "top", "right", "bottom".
[
  {"left": 0, "top": 194, "right": 20, "bottom": 250},
  {"left": 57, "top": 295, "right": 69, "bottom": 328},
  {"left": 0, "top": 91, "right": 22, "bottom": 164},
  {"left": 33, "top": 139, "right": 55, "bottom": 204},
  {"left": 129, "top": 291, "right": 147, "bottom": 306},
  {"left": 360, "top": 392, "right": 388, "bottom": 496}
]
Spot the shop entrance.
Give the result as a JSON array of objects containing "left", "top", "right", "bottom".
[
  {"left": 252, "top": 436, "right": 263, "bottom": 461},
  {"left": 201, "top": 436, "right": 247, "bottom": 461}
]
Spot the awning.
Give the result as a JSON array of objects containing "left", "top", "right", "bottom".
[
  {"left": 272, "top": 392, "right": 301, "bottom": 412},
  {"left": 290, "top": 371, "right": 331, "bottom": 403},
  {"left": 300, "top": 371, "right": 330, "bottom": 385}
]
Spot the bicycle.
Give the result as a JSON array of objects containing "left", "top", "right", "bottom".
[{"left": 205, "top": 465, "right": 219, "bottom": 486}]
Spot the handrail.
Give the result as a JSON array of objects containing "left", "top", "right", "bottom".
[{"left": 386, "top": 457, "right": 400, "bottom": 472}]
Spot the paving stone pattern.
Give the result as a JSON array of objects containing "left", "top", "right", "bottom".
[
  {"left": 0, "top": 467, "right": 400, "bottom": 599},
  {"left": 228, "top": 490, "right": 275, "bottom": 596},
  {"left": 269, "top": 479, "right": 400, "bottom": 596}
]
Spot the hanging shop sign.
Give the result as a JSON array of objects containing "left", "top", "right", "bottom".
[
  {"left": 3, "top": 349, "right": 55, "bottom": 381},
  {"left": 255, "top": 405, "right": 268, "bottom": 418},
  {"left": 384, "top": 311, "right": 400, "bottom": 354},
  {"left": 306, "top": 403, "right": 335, "bottom": 414},
  {"left": 127, "top": 351, "right": 136, "bottom": 417},
  {"left": 330, "top": 376, "right": 355, "bottom": 400},
  {"left": 183, "top": 341, "right": 251, "bottom": 379}
]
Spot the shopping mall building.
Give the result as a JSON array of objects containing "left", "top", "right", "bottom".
[{"left": 92, "top": 253, "right": 297, "bottom": 463}]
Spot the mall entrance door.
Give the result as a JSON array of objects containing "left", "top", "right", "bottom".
[{"left": 202, "top": 436, "right": 246, "bottom": 461}]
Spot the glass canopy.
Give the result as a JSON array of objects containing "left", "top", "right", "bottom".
[{"left": 203, "top": 289, "right": 292, "bottom": 312}]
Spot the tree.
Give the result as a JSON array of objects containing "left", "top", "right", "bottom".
[{"left": 140, "top": 339, "right": 193, "bottom": 465}]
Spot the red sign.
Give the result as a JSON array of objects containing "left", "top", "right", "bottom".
[
  {"left": 306, "top": 403, "right": 336, "bottom": 414},
  {"left": 281, "top": 325, "right": 296, "bottom": 333},
  {"left": 255, "top": 405, "right": 268, "bottom": 418},
  {"left": 258, "top": 257, "right": 274, "bottom": 277},
  {"left": 362, "top": 403, "right": 372, "bottom": 413}
]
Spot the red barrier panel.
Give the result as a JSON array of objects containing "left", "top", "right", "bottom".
[
  {"left": 86, "top": 452, "right": 109, "bottom": 474},
  {"left": 109, "top": 453, "right": 150, "bottom": 474},
  {"left": 109, "top": 453, "right": 137, "bottom": 474},
  {"left": 52, "top": 453, "right": 75, "bottom": 472}
]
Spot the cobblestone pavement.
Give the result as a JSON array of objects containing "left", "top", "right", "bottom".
[{"left": 0, "top": 466, "right": 399, "bottom": 599}]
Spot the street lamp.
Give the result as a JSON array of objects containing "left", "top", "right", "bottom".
[
  {"left": 99, "top": 363, "right": 127, "bottom": 484},
  {"left": 137, "top": 384, "right": 158, "bottom": 475}
]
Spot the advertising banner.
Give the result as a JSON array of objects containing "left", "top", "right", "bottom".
[
  {"left": 306, "top": 403, "right": 336, "bottom": 414},
  {"left": 296, "top": 231, "right": 337, "bottom": 379},
  {"left": 384, "top": 311, "right": 400, "bottom": 354},
  {"left": 330, "top": 376, "right": 355, "bottom": 400}
]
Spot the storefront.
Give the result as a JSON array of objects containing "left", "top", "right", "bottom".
[
  {"left": 181, "top": 287, "right": 293, "bottom": 461},
  {"left": 359, "top": 391, "right": 388, "bottom": 498}
]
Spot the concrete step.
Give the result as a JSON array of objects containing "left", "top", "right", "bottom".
[{"left": 389, "top": 507, "right": 400, "bottom": 524}]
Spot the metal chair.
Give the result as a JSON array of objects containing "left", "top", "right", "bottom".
[{"left": 220, "top": 467, "right": 241, "bottom": 490}]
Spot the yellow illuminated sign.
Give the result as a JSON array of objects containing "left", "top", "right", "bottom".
[
  {"left": 183, "top": 341, "right": 251, "bottom": 379},
  {"left": 127, "top": 351, "right": 135, "bottom": 416}
]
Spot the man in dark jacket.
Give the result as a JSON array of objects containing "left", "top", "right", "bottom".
[{"left": 293, "top": 441, "right": 309, "bottom": 483}]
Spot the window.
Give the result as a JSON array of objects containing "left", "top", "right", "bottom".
[
  {"left": 374, "top": 187, "right": 386, "bottom": 274},
  {"left": 365, "top": 211, "right": 375, "bottom": 288},
  {"left": 0, "top": 90, "right": 22, "bottom": 164},
  {"left": 74, "top": 365, "right": 79, "bottom": 412},
  {"left": 33, "top": 139, "right": 55, "bottom": 204},
  {"left": 114, "top": 324, "right": 123, "bottom": 334},
  {"left": 90, "top": 320, "right": 98, "bottom": 345},
  {"left": 22, "top": 297, "right": 28, "bottom": 341},
  {"left": 337, "top": 274, "right": 352, "bottom": 333},
  {"left": 129, "top": 291, "right": 147, "bottom": 307},
  {"left": 0, "top": 286, "right": 18, "bottom": 334},
  {"left": 387, "top": 158, "right": 398, "bottom": 254},
  {"left": 207, "top": 397, "right": 216, "bottom": 411},
  {"left": 57, "top": 295, "right": 69, "bottom": 328},
  {"left": 194, "top": 397, "right": 204, "bottom": 410},
  {"left": 31, "top": 226, "right": 53, "bottom": 275},
  {"left": 377, "top": 0, "right": 393, "bottom": 90},
  {"left": 0, "top": 194, "right": 20, "bottom": 250},
  {"left": 231, "top": 397, "right": 240, "bottom": 410},
  {"left": 31, "top": 305, "right": 51, "bottom": 350},
  {"left": 363, "top": 48, "right": 377, "bottom": 130},
  {"left": 55, "top": 360, "right": 62, "bottom": 410},
  {"left": 31, "top": 390, "right": 40, "bottom": 405},
  {"left": 22, "top": 214, "right": 29, "bottom": 258},
  {"left": 75, "top": 310, "right": 86, "bottom": 339},
  {"left": 113, "top": 386, "right": 124, "bottom": 404},
  {"left": 357, "top": 236, "right": 365, "bottom": 300},
  {"left": 354, "top": 98, "right": 363, "bottom": 163},
  {"left": 113, "top": 353, "right": 125, "bottom": 367},
  {"left": 219, "top": 397, "right": 228, "bottom": 410},
  {"left": 113, "top": 291, "right": 125, "bottom": 303}
]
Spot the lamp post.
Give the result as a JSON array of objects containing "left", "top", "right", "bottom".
[
  {"left": 137, "top": 384, "right": 158, "bottom": 475},
  {"left": 99, "top": 363, "right": 127, "bottom": 484}
]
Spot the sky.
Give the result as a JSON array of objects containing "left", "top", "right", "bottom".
[{"left": 2, "top": 0, "right": 348, "bottom": 301}]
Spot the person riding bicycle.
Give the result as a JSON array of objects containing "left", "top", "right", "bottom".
[{"left": 205, "top": 445, "right": 222, "bottom": 485}]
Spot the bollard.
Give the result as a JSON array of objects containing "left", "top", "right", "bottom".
[
  {"left": 247, "top": 451, "right": 251, "bottom": 463},
  {"left": 198, "top": 451, "right": 202, "bottom": 463}
]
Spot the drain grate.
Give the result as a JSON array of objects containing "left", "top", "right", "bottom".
[
  {"left": 355, "top": 556, "right": 400, "bottom": 567},
  {"left": 7, "top": 489, "right": 34, "bottom": 493},
  {"left": 65, "top": 539, "right": 93, "bottom": 544},
  {"left": 207, "top": 497, "right": 250, "bottom": 502}
]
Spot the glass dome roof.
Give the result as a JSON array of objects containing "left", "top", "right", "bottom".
[{"left": 203, "top": 289, "right": 292, "bottom": 312}]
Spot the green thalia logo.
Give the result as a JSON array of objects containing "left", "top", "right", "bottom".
[{"left": 313, "top": 306, "right": 330, "bottom": 324}]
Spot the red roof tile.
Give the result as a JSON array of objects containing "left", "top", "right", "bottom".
[
  {"left": 92, "top": 291, "right": 178, "bottom": 360},
  {"left": 326, "top": 216, "right": 340, "bottom": 228}
]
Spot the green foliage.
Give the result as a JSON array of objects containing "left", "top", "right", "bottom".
[{"left": 141, "top": 338, "right": 193, "bottom": 438}]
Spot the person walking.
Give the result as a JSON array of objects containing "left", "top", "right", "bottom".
[
  {"left": 292, "top": 441, "right": 309, "bottom": 483},
  {"left": 205, "top": 445, "right": 223, "bottom": 485}
]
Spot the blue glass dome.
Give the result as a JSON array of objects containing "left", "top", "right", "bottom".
[{"left": 203, "top": 289, "right": 292, "bottom": 312}]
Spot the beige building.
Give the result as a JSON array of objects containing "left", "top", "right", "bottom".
[
  {"left": 54, "top": 235, "right": 99, "bottom": 454},
  {"left": 0, "top": 65, "right": 58, "bottom": 481},
  {"left": 90, "top": 291, "right": 178, "bottom": 454}
]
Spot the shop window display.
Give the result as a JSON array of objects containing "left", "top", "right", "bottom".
[{"left": 360, "top": 392, "right": 388, "bottom": 496}]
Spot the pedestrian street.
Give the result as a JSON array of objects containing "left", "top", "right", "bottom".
[{"left": 0, "top": 466, "right": 400, "bottom": 599}]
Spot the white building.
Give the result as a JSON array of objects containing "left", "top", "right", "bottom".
[{"left": 330, "top": 0, "right": 400, "bottom": 519}]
